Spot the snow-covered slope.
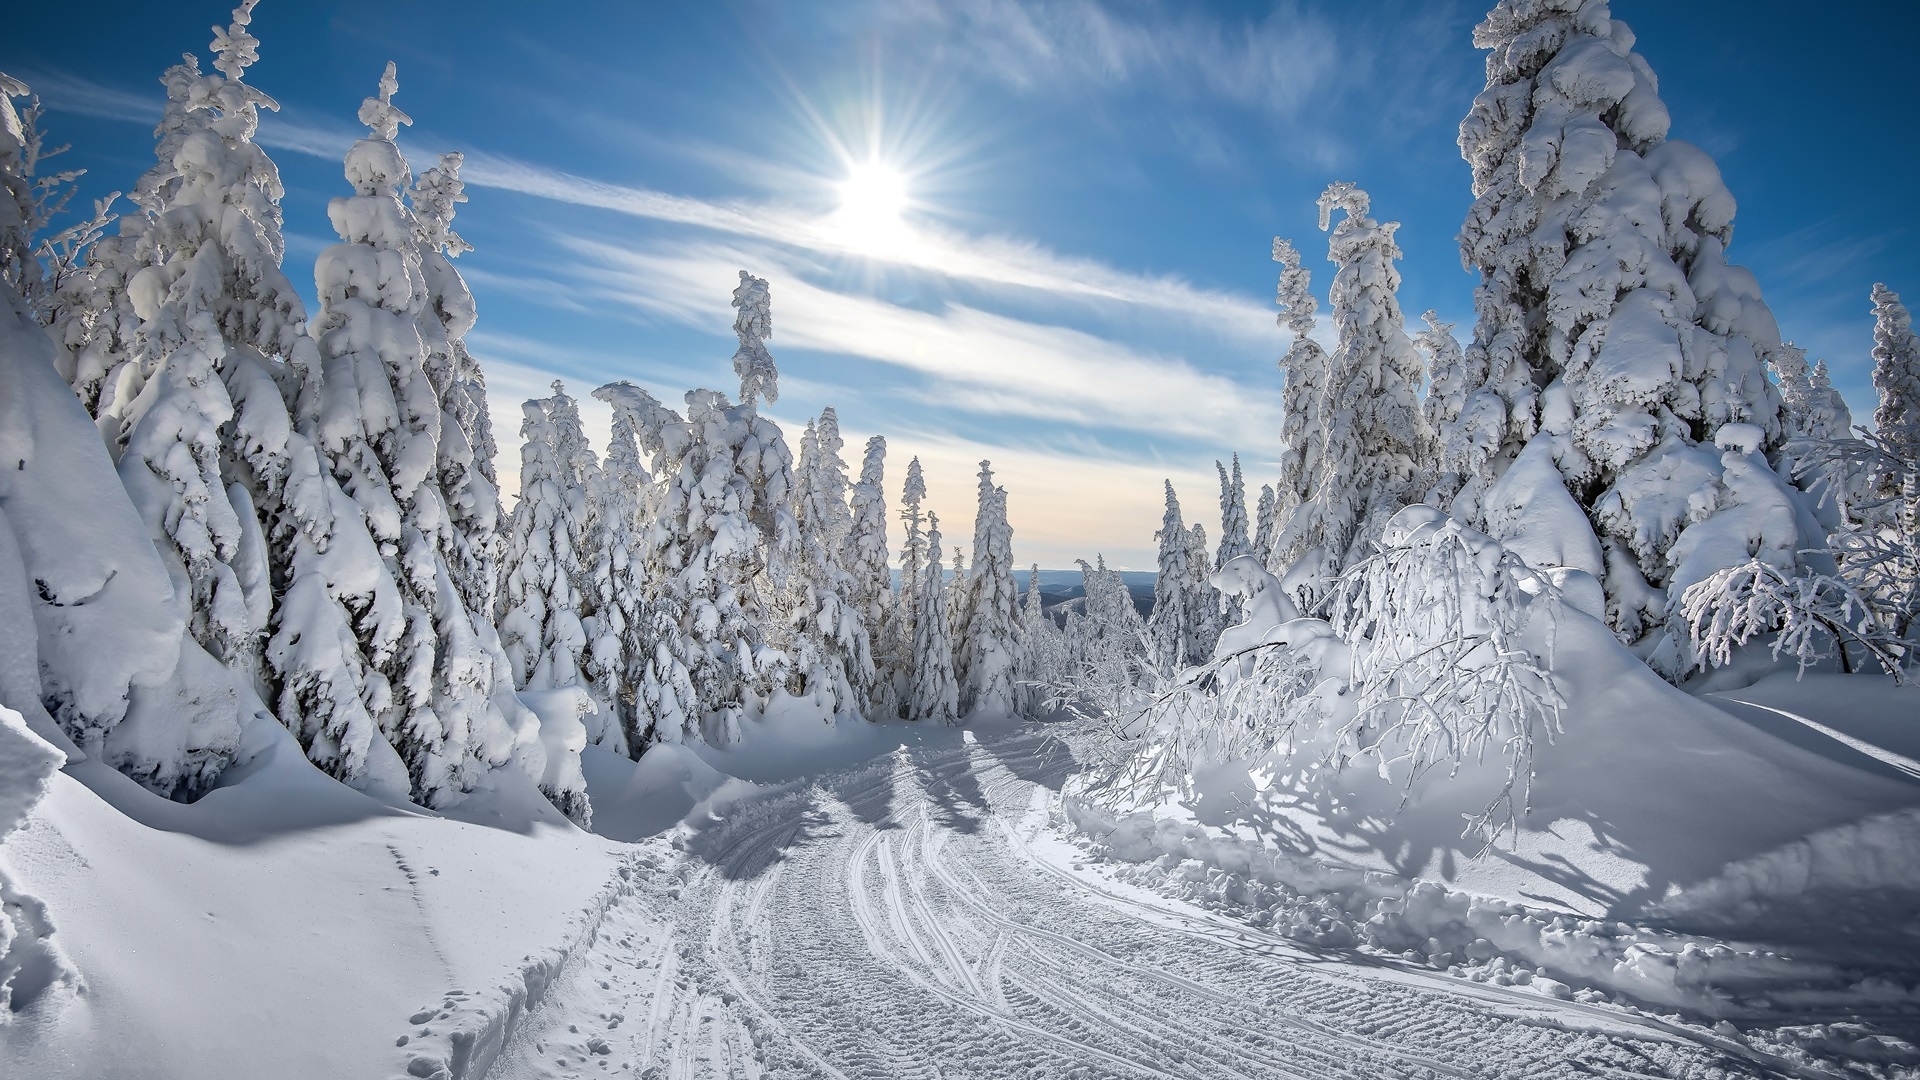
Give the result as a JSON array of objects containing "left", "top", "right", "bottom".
[{"left": 0, "top": 721, "right": 634, "bottom": 1080}]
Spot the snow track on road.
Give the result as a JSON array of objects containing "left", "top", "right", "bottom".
[{"left": 487, "top": 732, "right": 1780, "bottom": 1079}]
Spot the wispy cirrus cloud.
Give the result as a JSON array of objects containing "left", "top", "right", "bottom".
[
  {"left": 555, "top": 237, "right": 1285, "bottom": 447},
  {"left": 875, "top": 0, "right": 1341, "bottom": 116},
  {"left": 455, "top": 150, "right": 1276, "bottom": 342}
]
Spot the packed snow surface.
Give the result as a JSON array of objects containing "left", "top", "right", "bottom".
[{"left": 8, "top": 708, "right": 1917, "bottom": 1079}]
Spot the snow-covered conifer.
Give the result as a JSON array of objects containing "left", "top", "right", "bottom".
[
  {"left": 782, "top": 408, "right": 872, "bottom": 721},
  {"left": 309, "top": 63, "right": 531, "bottom": 805},
  {"left": 111, "top": 8, "right": 306, "bottom": 680},
  {"left": 1186, "top": 522, "right": 1220, "bottom": 660},
  {"left": 1456, "top": 0, "right": 1792, "bottom": 637},
  {"left": 732, "top": 270, "right": 778, "bottom": 409},
  {"left": 412, "top": 151, "right": 501, "bottom": 618},
  {"left": 1871, "top": 284, "right": 1920, "bottom": 454},
  {"left": 499, "top": 386, "right": 592, "bottom": 693},
  {"left": 958, "top": 461, "right": 1020, "bottom": 718},
  {"left": 1268, "top": 238, "right": 1328, "bottom": 576},
  {"left": 1216, "top": 455, "right": 1252, "bottom": 567},
  {"left": 1149, "top": 482, "right": 1207, "bottom": 671},
  {"left": 593, "top": 304, "right": 794, "bottom": 743},
  {"left": 847, "top": 435, "right": 894, "bottom": 716},
  {"left": 1274, "top": 183, "right": 1431, "bottom": 602},
  {"left": 1215, "top": 455, "right": 1252, "bottom": 625},
  {"left": 1252, "top": 482, "right": 1277, "bottom": 569},
  {"left": 907, "top": 514, "right": 959, "bottom": 724},
  {"left": 1414, "top": 311, "right": 1494, "bottom": 504},
  {"left": 581, "top": 386, "right": 651, "bottom": 754}
]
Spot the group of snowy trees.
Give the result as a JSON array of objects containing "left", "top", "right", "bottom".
[
  {"left": 1067, "top": 0, "right": 1919, "bottom": 832},
  {"left": 519, "top": 298, "right": 1039, "bottom": 756},
  {"left": 1119, "top": 0, "right": 1918, "bottom": 704},
  {"left": 0, "top": 5, "right": 1042, "bottom": 827}
]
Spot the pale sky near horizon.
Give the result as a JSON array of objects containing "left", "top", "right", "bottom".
[{"left": 7, "top": 1, "right": 1914, "bottom": 569}]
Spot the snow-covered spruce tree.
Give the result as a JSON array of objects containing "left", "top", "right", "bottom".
[
  {"left": 782, "top": 408, "right": 872, "bottom": 722},
  {"left": 1274, "top": 182, "right": 1431, "bottom": 606},
  {"left": 732, "top": 269, "right": 778, "bottom": 410},
  {"left": 1267, "top": 237, "right": 1329, "bottom": 579},
  {"left": 112, "top": 6, "right": 310, "bottom": 689},
  {"left": 1869, "top": 284, "right": 1920, "bottom": 515},
  {"left": 1186, "top": 522, "right": 1220, "bottom": 657},
  {"left": 1215, "top": 454, "right": 1252, "bottom": 625},
  {"left": 958, "top": 461, "right": 1020, "bottom": 719},
  {"left": 581, "top": 384, "right": 652, "bottom": 754},
  {"left": 1414, "top": 310, "right": 1495, "bottom": 504},
  {"left": 1148, "top": 482, "right": 1208, "bottom": 671},
  {"left": 1455, "top": 0, "right": 1793, "bottom": 639},
  {"left": 593, "top": 381, "right": 700, "bottom": 745},
  {"left": 1016, "top": 562, "right": 1067, "bottom": 710},
  {"left": 946, "top": 544, "right": 969, "bottom": 655},
  {"left": 499, "top": 386, "right": 592, "bottom": 693},
  {"left": 892, "top": 454, "right": 930, "bottom": 712},
  {"left": 1252, "top": 482, "right": 1277, "bottom": 569},
  {"left": 65, "top": 52, "right": 214, "bottom": 425},
  {"left": 591, "top": 277, "right": 795, "bottom": 744},
  {"left": 847, "top": 435, "right": 895, "bottom": 717},
  {"left": 412, "top": 151, "right": 502, "bottom": 619},
  {"left": 1769, "top": 342, "right": 1857, "bottom": 520},
  {"left": 311, "top": 63, "right": 542, "bottom": 809},
  {"left": 907, "top": 513, "right": 959, "bottom": 724}
]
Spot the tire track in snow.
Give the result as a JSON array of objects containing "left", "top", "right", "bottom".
[{"left": 485, "top": 731, "right": 1778, "bottom": 1080}]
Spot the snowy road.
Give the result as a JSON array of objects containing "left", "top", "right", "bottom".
[{"left": 487, "top": 730, "right": 1782, "bottom": 1080}]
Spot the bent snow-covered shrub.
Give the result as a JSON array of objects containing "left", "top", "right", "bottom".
[{"left": 1080, "top": 506, "right": 1567, "bottom": 847}]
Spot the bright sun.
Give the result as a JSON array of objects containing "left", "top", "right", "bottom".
[{"left": 833, "top": 160, "right": 911, "bottom": 255}]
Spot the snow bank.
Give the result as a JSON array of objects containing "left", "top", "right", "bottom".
[
  {"left": 1065, "top": 800, "right": 1914, "bottom": 1020},
  {"left": 0, "top": 704, "right": 74, "bottom": 1017},
  {"left": 0, "top": 716, "right": 631, "bottom": 1080},
  {"left": 0, "top": 291, "right": 191, "bottom": 767}
]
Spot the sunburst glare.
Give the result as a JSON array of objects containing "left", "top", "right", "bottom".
[{"left": 833, "top": 159, "right": 913, "bottom": 256}]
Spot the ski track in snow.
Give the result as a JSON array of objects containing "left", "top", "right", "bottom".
[{"left": 484, "top": 731, "right": 1785, "bottom": 1080}]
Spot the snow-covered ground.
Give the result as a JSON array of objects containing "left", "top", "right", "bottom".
[{"left": 8, "top": 701, "right": 1917, "bottom": 1079}]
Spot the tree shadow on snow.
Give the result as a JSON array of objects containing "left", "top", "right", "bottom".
[{"left": 907, "top": 744, "right": 990, "bottom": 835}]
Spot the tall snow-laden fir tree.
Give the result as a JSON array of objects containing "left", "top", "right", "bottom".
[
  {"left": 892, "top": 454, "right": 929, "bottom": 714},
  {"left": 732, "top": 270, "right": 778, "bottom": 410},
  {"left": 1215, "top": 455, "right": 1252, "bottom": 625},
  {"left": 958, "top": 461, "right": 1020, "bottom": 719},
  {"left": 1185, "top": 522, "right": 1219, "bottom": 656},
  {"left": 1252, "top": 482, "right": 1278, "bottom": 568},
  {"left": 594, "top": 380, "right": 700, "bottom": 745},
  {"left": 1149, "top": 482, "right": 1209, "bottom": 670},
  {"left": 113, "top": 4, "right": 300, "bottom": 682},
  {"left": 1274, "top": 183, "right": 1431, "bottom": 603},
  {"left": 947, "top": 544, "right": 969, "bottom": 648},
  {"left": 1267, "top": 238, "right": 1329, "bottom": 578},
  {"left": 1216, "top": 455, "right": 1252, "bottom": 566},
  {"left": 1455, "top": 0, "right": 1792, "bottom": 638},
  {"left": 311, "top": 63, "right": 529, "bottom": 807},
  {"left": 582, "top": 384, "right": 651, "bottom": 754},
  {"left": 783, "top": 408, "right": 871, "bottom": 721},
  {"left": 907, "top": 513, "right": 959, "bottom": 724},
  {"left": 847, "top": 435, "right": 894, "bottom": 716},
  {"left": 498, "top": 387, "right": 591, "bottom": 694},
  {"left": 412, "top": 150, "right": 502, "bottom": 619},
  {"left": 1871, "top": 285, "right": 1919, "bottom": 454},
  {"left": 589, "top": 275, "right": 794, "bottom": 744}
]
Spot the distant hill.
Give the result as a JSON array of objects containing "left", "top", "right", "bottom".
[{"left": 887, "top": 567, "right": 1156, "bottom": 621}]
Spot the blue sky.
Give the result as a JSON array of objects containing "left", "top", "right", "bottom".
[{"left": 7, "top": 0, "right": 1914, "bottom": 568}]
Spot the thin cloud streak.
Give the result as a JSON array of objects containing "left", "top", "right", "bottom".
[
  {"left": 456, "top": 150, "right": 1276, "bottom": 342},
  {"left": 560, "top": 238, "right": 1285, "bottom": 447}
]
